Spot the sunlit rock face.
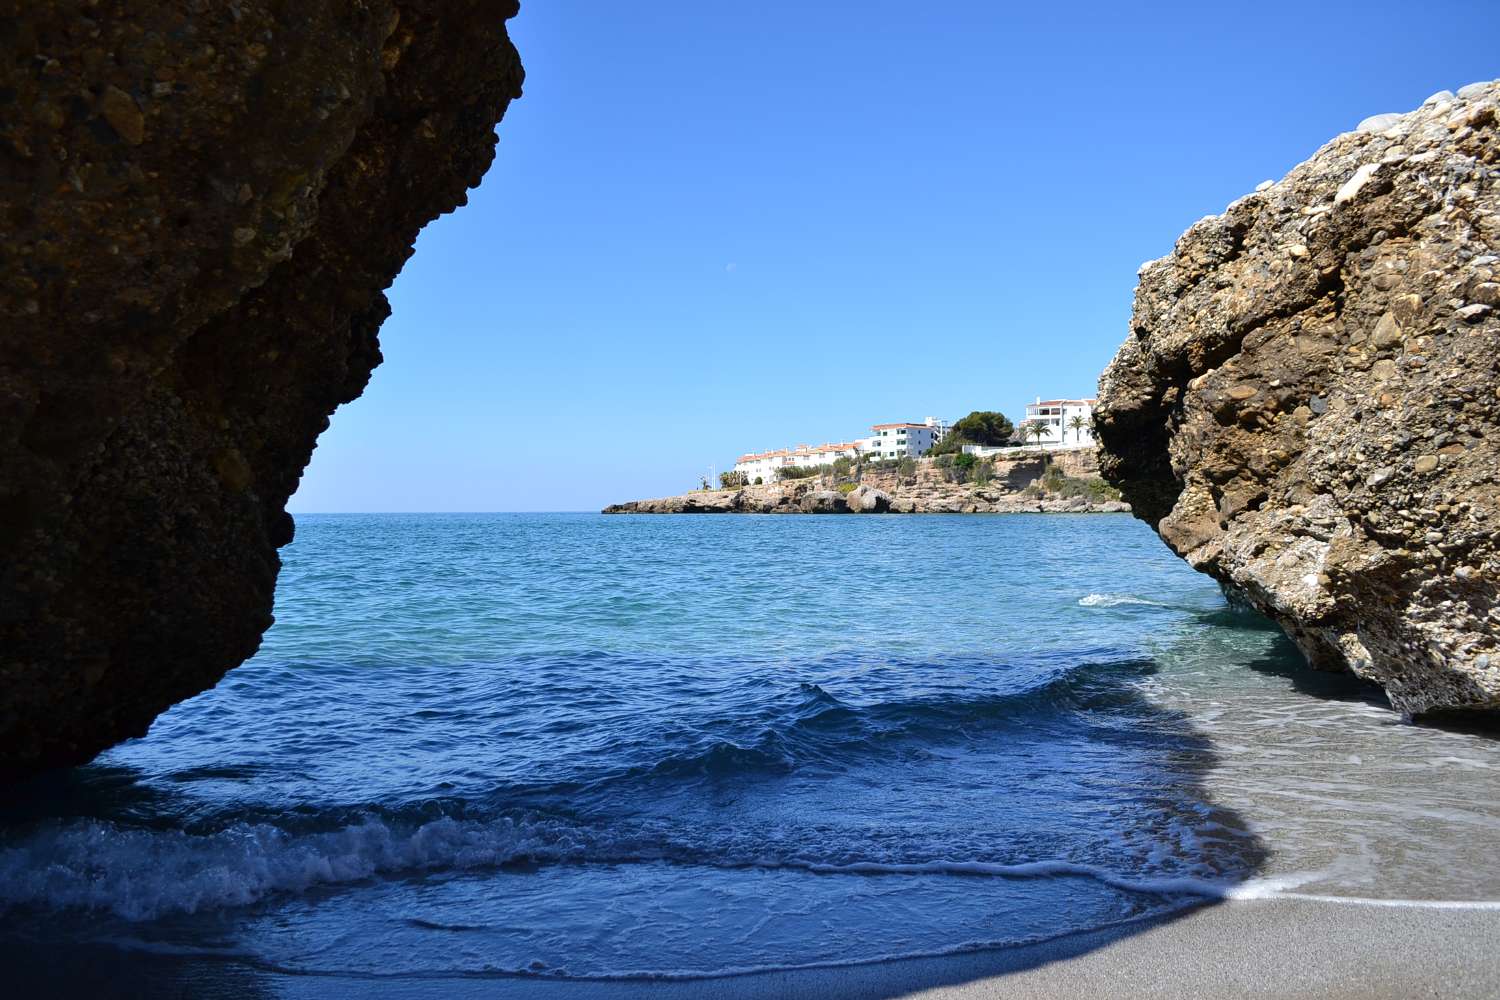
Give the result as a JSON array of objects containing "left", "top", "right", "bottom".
[
  {"left": 1097, "top": 82, "right": 1500, "bottom": 715},
  {"left": 0, "top": 1, "right": 523, "bottom": 782}
]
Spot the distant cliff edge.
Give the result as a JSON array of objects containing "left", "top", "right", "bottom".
[{"left": 604, "top": 449, "right": 1131, "bottom": 515}]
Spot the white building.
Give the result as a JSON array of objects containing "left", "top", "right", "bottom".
[
  {"left": 1019, "top": 397, "right": 1097, "bottom": 448},
  {"left": 732, "top": 440, "right": 865, "bottom": 483},
  {"left": 867, "top": 419, "right": 943, "bottom": 459},
  {"left": 730, "top": 416, "right": 950, "bottom": 481},
  {"left": 922, "top": 415, "right": 951, "bottom": 442}
]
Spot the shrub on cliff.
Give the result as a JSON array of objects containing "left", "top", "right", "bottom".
[{"left": 1032, "top": 471, "right": 1120, "bottom": 501}]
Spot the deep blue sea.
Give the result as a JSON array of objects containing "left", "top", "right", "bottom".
[{"left": 3, "top": 514, "right": 1499, "bottom": 993}]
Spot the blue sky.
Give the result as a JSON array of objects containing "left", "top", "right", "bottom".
[{"left": 288, "top": 0, "right": 1500, "bottom": 512}]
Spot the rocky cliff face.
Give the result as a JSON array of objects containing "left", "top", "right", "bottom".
[
  {"left": 1096, "top": 82, "right": 1500, "bottom": 715},
  {"left": 0, "top": 2, "right": 524, "bottom": 782}
]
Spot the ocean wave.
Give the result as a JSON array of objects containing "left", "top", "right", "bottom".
[
  {"left": 0, "top": 808, "right": 1222, "bottom": 922},
  {"left": 0, "top": 814, "right": 596, "bottom": 921},
  {"left": 551, "top": 658, "right": 1158, "bottom": 794}
]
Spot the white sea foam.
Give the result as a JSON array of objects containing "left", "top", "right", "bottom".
[
  {"left": 9, "top": 817, "right": 1497, "bottom": 924},
  {"left": 1225, "top": 876, "right": 1500, "bottom": 910},
  {"left": 0, "top": 815, "right": 595, "bottom": 921},
  {"left": 1077, "top": 593, "right": 1168, "bottom": 608},
  {"left": 0, "top": 813, "right": 1239, "bottom": 921}
]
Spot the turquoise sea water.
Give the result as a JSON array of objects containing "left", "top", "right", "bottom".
[{"left": 2, "top": 513, "right": 1499, "bottom": 992}]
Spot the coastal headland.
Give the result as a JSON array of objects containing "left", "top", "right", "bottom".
[{"left": 604, "top": 448, "right": 1130, "bottom": 515}]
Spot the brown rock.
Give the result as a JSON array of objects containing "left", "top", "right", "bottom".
[
  {"left": 1097, "top": 83, "right": 1500, "bottom": 716},
  {"left": 0, "top": 2, "right": 525, "bottom": 784},
  {"left": 99, "top": 85, "right": 145, "bottom": 145}
]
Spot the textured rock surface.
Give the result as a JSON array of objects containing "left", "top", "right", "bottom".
[
  {"left": 844, "top": 484, "right": 891, "bottom": 513},
  {"left": 0, "top": 2, "right": 524, "bottom": 782},
  {"left": 1096, "top": 82, "right": 1500, "bottom": 715}
]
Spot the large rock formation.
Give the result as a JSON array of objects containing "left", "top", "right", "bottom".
[
  {"left": 0, "top": 2, "right": 524, "bottom": 782},
  {"left": 1096, "top": 82, "right": 1500, "bottom": 715}
]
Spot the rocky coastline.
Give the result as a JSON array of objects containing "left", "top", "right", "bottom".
[
  {"left": 1096, "top": 80, "right": 1500, "bottom": 715},
  {"left": 605, "top": 449, "right": 1131, "bottom": 515}
]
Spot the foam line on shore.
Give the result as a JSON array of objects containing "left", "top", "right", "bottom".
[{"left": 781, "top": 858, "right": 1231, "bottom": 899}]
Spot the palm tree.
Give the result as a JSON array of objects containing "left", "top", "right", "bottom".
[
  {"left": 1024, "top": 420, "right": 1051, "bottom": 450},
  {"left": 1067, "top": 414, "right": 1088, "bottom": 445}
]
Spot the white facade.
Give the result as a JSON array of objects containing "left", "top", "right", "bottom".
[
  {"left": 922, "top": 415, "right": 951, "bottom": 441},
  {"left": 732, "top": 441, "right": 865, "bottom": 483},
  {"left": 868, "top": 423, "right": 937, "bottom": 459},
  {"left": 1019, "top": 397, "right": 1097, "bottom": 448},
  {"left": 730, "top": 416, "right": 949, "bottom": 480}
]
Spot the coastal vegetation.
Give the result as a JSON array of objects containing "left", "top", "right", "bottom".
[
  {"left": 1027, "top": 469, "right": 1122, "bottom": 502},
  {"left": 934, "top": 452, "right": 995, "bottom": 485},
  {"left": 928, "top": 410, "right": 1016, "bottom": 455}
]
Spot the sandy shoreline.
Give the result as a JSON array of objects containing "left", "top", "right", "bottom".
[{"left": 49, "top": 897, "right": 1479, "bottom": 1000}]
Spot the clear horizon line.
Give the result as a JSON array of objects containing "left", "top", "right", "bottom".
[{"left": 288, "top": 509, "right": 598, "bottom": 515}]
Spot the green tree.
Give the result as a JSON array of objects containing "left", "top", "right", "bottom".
[
  {"left": 897, "top": 455, "right": 917, "bottom": 484},
  {"left": 719, "top": 470, "right": 747, "bottom": 488},
  {"left": 929, "top": 411, "right": 1016, "bottom": 455},
  {"left": 1067, "top": 414, "right": 1088, "bottom": 444},
  {"left": 1024, "top": 420, "right": 1052, "bottom": 449},
  {"left": 950, "top": 411, "right": 1015, "bottom": 446}
]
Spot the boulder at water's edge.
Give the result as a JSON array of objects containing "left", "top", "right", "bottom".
[{"left": 1096, "top": 82, "right": 1500, "bottom": 714}]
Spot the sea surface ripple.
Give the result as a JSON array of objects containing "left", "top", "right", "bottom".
[{"left": 1, "top": 513, "right": 1497, "bottom": 981}]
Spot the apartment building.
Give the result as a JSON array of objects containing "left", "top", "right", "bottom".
[
  {"left": 867, "top": 423, "right": 932, "bottom": 459},
  {"left": 1021, "top": 397, "right": 1097, "bottom": 447},
  {"left": 731, "top": 441, "right": 865, "bottom": 483}
]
